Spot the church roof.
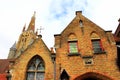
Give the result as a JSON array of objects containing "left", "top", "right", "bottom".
[
  {"left": 114, "top": 18, "right": 120, "bottom": 42},
  {"left": 114, "top": 18, "right": 120, "bottom": 36},
  {"left": 0, "top": 59, "right": 14, "bottom": 73}
]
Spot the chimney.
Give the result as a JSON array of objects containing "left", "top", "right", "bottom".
[{"left": 76, "top": 11, "right": 82, "bottom": 15}]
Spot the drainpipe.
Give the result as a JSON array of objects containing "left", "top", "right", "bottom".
[{"left": 51, "top": 47, "right": 56, "bottom": 80}]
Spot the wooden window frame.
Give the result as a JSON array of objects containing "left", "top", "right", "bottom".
[
  {"left": 68, "top": 41, "right": 80, "bottom": 56},
  {"left": 91, "top": 39, "right": 106, "bottom": 54}
]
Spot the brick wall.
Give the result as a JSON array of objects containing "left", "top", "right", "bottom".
[{"left": 54, "top": 11, "right": 120, "bottom": 80}]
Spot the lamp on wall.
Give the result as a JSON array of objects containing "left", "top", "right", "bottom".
[
  {"left": 51, "top": 47, "right": 56, "bottom": 63},
  {"left": 6, "top": 70, "right": 11, "bottom": 80}
]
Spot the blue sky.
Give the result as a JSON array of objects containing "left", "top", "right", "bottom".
[{"left": 0, "top": 0, "right": 120, "bottom": 59}]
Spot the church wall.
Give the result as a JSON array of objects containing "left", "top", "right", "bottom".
[{"left": 11, "top": 38, "right": 54, "bottom": 80}]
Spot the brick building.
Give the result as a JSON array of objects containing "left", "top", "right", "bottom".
[
  {"left": 0, "top": 11, "right": 120, "bottom": 80},
  {"left": 114, "top": 19, "right": 120, "bottom": 70}
]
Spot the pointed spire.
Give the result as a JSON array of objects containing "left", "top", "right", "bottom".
[
  {"left": 27, "top": 11, "right": 36, "bottom": 32},
  {"left": 10, "top": 42, "right": 16, "bottom": 50},
  {"left": 22, "top": 24, "right": 26, "bottom": 32}
]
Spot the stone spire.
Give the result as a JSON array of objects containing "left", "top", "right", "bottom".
[
  {"left": 22, "top": 24, "right": 26, "bottom": 32},
  {"left": 8, "top": 42, "right": 16, "bottom": 59},
  {"left": 27, "top": 11, "right": 36, "bottom": 32}
]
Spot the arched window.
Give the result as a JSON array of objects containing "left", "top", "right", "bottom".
[
  {"left": 26, "top": 56, "right": 45, "bottom": 80},
  {"left": 60, "top": 69, "right": 69, "bottom": 80},
  {"left": 79, "top": 20, "right": 83, "bottom": 27}
]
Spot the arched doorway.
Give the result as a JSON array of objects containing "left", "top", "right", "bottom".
[
  {"left": 74, "top": 72, "right": 112, "bottom": 80},
  {"left": 60, "top": 69, "right": 69, "bottom": 80}
]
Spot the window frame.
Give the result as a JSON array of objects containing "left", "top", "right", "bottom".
[
  {"left": 68, "top": 41, "right": 80, "bottom": 56},
  {"left": 79, "top": 20, "right": 83, "bottom": 27},
  {"left": 91, "top": 39, "right": 105, "bottom": 54},
  {"left": 26, "top": 56, "right": 45, "bottom": 80}
]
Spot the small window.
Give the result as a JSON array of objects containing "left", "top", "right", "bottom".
[
  {"left": 68, "top": 41, "right": 78, "bottom": 54},
  {"left": 83, "top": 56, "right": 93, "bottom": 65},
  {"left": 92, "top": 40, "right": 104, "bottom": 53},
  {"left": 84, "top": 58, "right": 93, "bottom": 65},
  {"left": 79, "top": 20, "right": 83, "bottom": 27}
]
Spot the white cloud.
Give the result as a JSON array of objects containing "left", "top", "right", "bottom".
[{"left": 0, "top": 0, "right": 119, "bottom": 59}]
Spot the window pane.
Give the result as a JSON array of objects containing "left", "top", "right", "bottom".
[
  {"left": 92, "top": 40, "right": 102, "bottom": 53},
  {"left": 26, "top": 56, "right": 45, "bottom": 80},
  {"left": 27, "top": 72, "right": 35, "bottom": 80},
  {"left": 69, "top": 42, "right": 78, "bottom": 53},
  {"left": 36, "top": 72, "right": 44, "bottom": 80},
  {"left": 37, "top": 63, "right": 45, "bottom": 71},
  {"left": 28, "top": 64, "right": 36, "bottom": 70},
  {"left": 35, "top": 58, "right": 40, "bottom": 66}
]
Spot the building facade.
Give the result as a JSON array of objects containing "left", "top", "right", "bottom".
[{"left": 0, "top": 11, "right": 120, "bottom": 80}]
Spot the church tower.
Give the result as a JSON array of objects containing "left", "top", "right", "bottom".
[
  {"left": 8, "top": 12, "right": 37, "bottom": 59},
  {"left": 7, "top": 12, "right": 54, "bottom": 80}
]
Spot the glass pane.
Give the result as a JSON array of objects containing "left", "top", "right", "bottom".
[
  {"left": 35, "top": 58, "right": 40, "bottom": 66},
  {"left": 36, "top": 72, "right": 44, "bottom": 80},
  {"left": 37, "top": 63, "right": 45, "bottom": 71},
  {"left": 28, "top": 63, "right": 36, "bottom": 70},
  {"left": 27, "top": 72, "right": 35, "bottom": 80},
  {"left": 69, "top": 42, "right": 78, "bottom": 53},
  {"left": 92, "top": 40, "right": 102, "bottom": 53},
  {"left": 94, "top": 48, "right": 102, "bottom": 52}
]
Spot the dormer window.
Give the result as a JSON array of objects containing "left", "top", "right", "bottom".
[{"left": 79, "top": 20, "right": 83, "bottom": 27}]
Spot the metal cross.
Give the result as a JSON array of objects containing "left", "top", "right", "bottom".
[{"left": 37, "top": 26, "right": 44, "bottom": 35}]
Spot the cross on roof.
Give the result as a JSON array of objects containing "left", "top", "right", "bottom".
[{"left": 37, "top": 26, "right": 44, "bottom": 35}]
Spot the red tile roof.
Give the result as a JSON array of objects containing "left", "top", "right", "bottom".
[
  {"left": 0, "top": 59, "right": 14, "bottom": 74},
  {"left": 0, "top": 73, "right": 7, "bottom": 80}
]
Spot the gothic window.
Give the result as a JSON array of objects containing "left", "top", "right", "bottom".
[
  {"left": 60, "top": 69, "right": 69, "bottom": 80},
  {"left": 26, "top": 56, "right": 45, "bottom": 80}
]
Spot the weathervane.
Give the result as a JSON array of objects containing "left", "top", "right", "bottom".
[{"left": 37, "top": 26, "right": 44, "bottom": 35}]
